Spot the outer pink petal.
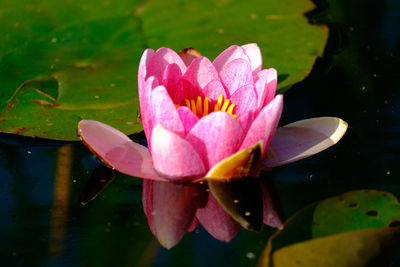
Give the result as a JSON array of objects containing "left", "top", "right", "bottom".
[
  {"left": 263, "top": 117, "right": 348, "bottom": 167},
  {"left": 78, "top": 120, "right": 166, "bottom": 181},
  {"left": 143, "top": 180, "right": 207, "bottom": 249},
  {"left": 219, "top": 58, "right": 253, "bottom": 95},
  {"left": 196, "top": 193, "right": 240, "bottom": 242},
  {"left": 186, "top": 112, "right": 244, "bottom": 169},
  {"left": 151, "top": 125, "right": 206, "bottom": 180},
  {"left": 229, "top": 84, "right": 257, "bottom": 119},
  {"left": 140, "top": 76, "right": 159, "bottom": 149},
  {"left": 138, "top": 49, "right": 155, "bottom": 92},
  {"left": 255, "top": 68, "right": 277, "bottom": 109},
  {"left": 213, "top": 45, "right": 250, "bottom": 72},
  {"left": 146, "top": 47, "right": 187, "bottom": 82},
  {"left": 162, "top": 63, "right": 183, "bottom": 99},
  {"left": 260, "top": 179, "right": 284, "bottom": 229},
  {"left": 240, "top": 95, "right": 283, "bottom": 157},
  {"left": 151, "top": 85, "right": 184, "bottom": 135},
  {"left": 182, "top": 56, "right": 219, "bottom": 92},
  {"left": 241, "top": 43, "right": 262, "bottom": 73},
  {"left": 176, "top": 106, "right": 199, "bottom": 134},
  {"left": 202, "top": 79, "right": 228, "bottom": 101}
]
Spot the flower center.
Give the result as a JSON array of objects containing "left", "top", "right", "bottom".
[{"left": 182, "top": 94, "right": 237, "bottom": 118}]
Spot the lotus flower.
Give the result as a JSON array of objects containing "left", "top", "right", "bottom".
[{"left": 78, "top": 44, "right": 348, "bottom": 248}]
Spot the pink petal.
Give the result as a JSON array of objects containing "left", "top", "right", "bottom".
[
  {"left": 162, "top": 63, "right": 183, "bottom": 99},
  {"left": 151, "top": 85, "right": 184, "bottom": 135},
  {"left": 196, "top": 193, "right": 240, "bottom": 242},
  {"left": 240, "top": 95, "right": 284, "bottom": 157},
  {"left": 238, "top": 110, "right": 254, "bottom": 133},
  {"left": 146, "top": 47, "right": 187, "bottom": 82},
  {"left": 172, "top": 79, "right": 202, "bottom": 105},
  {"left": 260, "top": 179, "right": 284, "bottom": 229},
  {"left": 219, "top": 58, "right": 253, "bottom": 95},
  {"left": 182, "top": 56, "right": 219, "bottom": 92},
  {"left": 78, "top": 120, "right": 166, "bottom": 181},
  {"left": 202, "top": 79, "right": 228, "bottom": 101},
  {"left": 263, "top": 117, "right": 348, "bottom": 167},
  {"left": 139, "top": 76, "right": 159, "bottom": 149},
  {"left": 213, "top": 45, "right": 250, "bottom": 72},
  {"left": 229, "top": 84, "right": 257, "bottom": 119},
  {"left": 151, "top": 125, "right": 206, "bottom": 180},
  {"left": 176, "top": 106, "right": 199, "bottom": 134},
  {"left": 255, "top": 68, "right": 277, "bottom": 109},
  {"left": 186, "top": 112, "right": 244, "bottom": 169},
  {"left": 241, "top": 43, "right": 262, "bottom": 73},
  {"left": 143, "top": 180, "right": 207, "bottom": 249},
  {"left": 138, "top": 49, "right": 155, "bottom": 91}
]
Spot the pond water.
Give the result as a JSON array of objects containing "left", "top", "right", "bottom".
[{"left": 1, "top": 0, "right": 399, "bottom": 266}]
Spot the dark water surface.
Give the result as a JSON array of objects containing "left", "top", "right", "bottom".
[{"left": 1, "top": 0, "right": 399, "bottom": 266}]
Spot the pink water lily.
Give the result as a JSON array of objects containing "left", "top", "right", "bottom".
[
  {"left": 78, "top": 44, "right": 347, "bottom": 182},
  {"left": 77, "top": 44, "right": 348, "bottom": 248}
]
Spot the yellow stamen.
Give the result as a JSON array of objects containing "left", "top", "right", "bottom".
[
  {"left": 190, "top": 99, "right": 197, "bottom": 115},
  {"left": 203, "top": 97, "right": 209, "bottom": 116},
  {"left": 179, "top": 94, "right": 237, "bottom": 119},
  {"left": 214, "top": 94, "right": 223, "bottom": 111},
  {"left": 227, "top": 103, "right": 236, "bottom": 115},
  {"left": 196, "top": 96, "right": 202, "bottom": 115},
  {"left": 221, "top": 99, "right": 230, "bottom": 112},
  {"left": 185, "top": 99, "right": 191, "bottom": 109}
]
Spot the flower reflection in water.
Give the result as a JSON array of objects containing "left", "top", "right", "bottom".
[{"left": 142, "top": 177, "right": 282, "bottom": 249}]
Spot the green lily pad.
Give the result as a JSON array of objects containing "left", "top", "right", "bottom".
[
  {"left": 269, "top": 227, "right": 400, "bottom": 267},
  {"left": 312, "top": 190, "right": 400, "bottom": 238},
  {"left": 260, "top": 190, "right": 400, "bottom": 266},
  {"left": 138, "top": 0, "right": 327, "bottom": 91},
  {"left": 0, "top": 3, "right": 145, "bottom": 140},
  {"left": 0, "top": 0, "right": 327, "bottom": 140}
]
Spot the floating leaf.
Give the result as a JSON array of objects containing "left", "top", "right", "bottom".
[
  {"left": 138, "top": 0, "right": 328, "bottom": 92},
  {"left": 312, "top": 190, "right": 400, "bottom": 238},
  {"left": 0, "top": 2, "right": 145, "bottom": 140},
  {"left": 260, "top": 190, "right": 400, "bottom": 266},
  {"left": 0, "top": 0, "right": 327, "bottom": 140},
  {"left": 269, "top": 227, "right": 400, "bottom": 267}
]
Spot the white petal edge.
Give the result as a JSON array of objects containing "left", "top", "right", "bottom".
[{"left": 263, "top": 117, "right": 348, "bottom": 168}]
